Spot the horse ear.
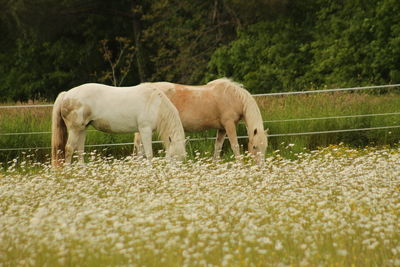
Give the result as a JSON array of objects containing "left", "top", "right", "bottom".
[
  {"left": 265, "top": 128, "right": 269, "bottom": 135},
  {"left": 254, "top": 128, "right": 258, "bottom": 135},
  {"left": 169, "top": 136, "right": 172, "bottom": 142}
]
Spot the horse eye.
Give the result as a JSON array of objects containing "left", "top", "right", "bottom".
[{"left": 253, "top": 146, "right": 257, "bottom": 150}]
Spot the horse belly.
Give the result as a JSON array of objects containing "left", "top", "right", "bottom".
[
  {"left": 91, "top": 117, "right": 138, "bottom": 134},
  {"left": 175, "top": 103, "right": 222, "bottom": 131},
  {"left": 180, "top": 114, "right": 222, "bottom": 132}
]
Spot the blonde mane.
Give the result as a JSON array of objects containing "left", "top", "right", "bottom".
[{"left": 207, "top": 78, "right": 265, "bottom": 137}]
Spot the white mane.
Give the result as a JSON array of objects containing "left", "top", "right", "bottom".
[{"left": 147, "top": 87, "right": 185, "bottom": 147}]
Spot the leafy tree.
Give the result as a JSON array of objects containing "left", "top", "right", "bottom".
[
  {"left": 207, "top": 1, "right": 317, "bottom": 93},
  {"left": 0, "top": 0, "right": 399, "bottom": 100},
  {"left": 0, "top": 0, "right": 138, "bottom": 101},
  {"left": 140, "top": 0, "right": 237, "bottom": 83},
  {"left": 208, "top": 0, "right": 400, "bottom": 93},
  {"left": 309, "top": 0, "right": 400, "bottom": 87}
]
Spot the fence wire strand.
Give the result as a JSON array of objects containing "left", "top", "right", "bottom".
[
  {"left": 1, "top": 125, "right": 399, "bottom": 152},
  {"left": 2, "top": 112, "right": 400, "bottom": 136}
]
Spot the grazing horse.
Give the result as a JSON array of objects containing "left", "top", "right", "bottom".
[
  {"left": 134, "top": 78, "right": 267, "bottom": 163},
  {"left": 51, "top": 83, "right": 186, "bottom": 167}
]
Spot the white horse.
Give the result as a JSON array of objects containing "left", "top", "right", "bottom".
[
  {"left": 134, "top": 78, "right": 268, "bottom": 163},
  {"left": 51, "top": 83, "right": 186, "bottom": 167}
]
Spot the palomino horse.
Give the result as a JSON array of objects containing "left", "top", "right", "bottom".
[
  {"left": 51, "top": 83, "right": 186, "bottom": 166},
  {"left": 134, "top": 78, "right": 268, "bottom": 163}
]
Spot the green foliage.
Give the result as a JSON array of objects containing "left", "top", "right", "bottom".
[
  {"left": 0, "top": 0, "right": 140, "bottom": 101},
  {"left": 208, "top": 19, "right": 314, "bottom": 93},
  {"left": 308, "top": 0, "right": 400, "bottom": 87},
  {"left": 208, "top": 0, "right": 400, "bottom": 93},
  {"left": 141, "top": 0, "right": 236, "bottom": 83},
  {"left": 1, "top": 37, "right": 82, "bottom": 101},
  {"left": 0, "top": 0, "right": 399, "bottom": 100}
]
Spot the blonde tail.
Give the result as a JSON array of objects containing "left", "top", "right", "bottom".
[{"left": 51, "top": 92, "right": 67, "bottom": 167}]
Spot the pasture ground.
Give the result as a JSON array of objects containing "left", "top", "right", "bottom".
[{"left": 0, "top": 145, "right": 399, "bottom": 266}]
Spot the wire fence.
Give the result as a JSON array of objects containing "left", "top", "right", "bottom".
[
  {"left": 2, "top": 111, "right": 400, "bottom": 137},
  {"left": 1, "top": 83, "right": 400, "bottom": 152}
]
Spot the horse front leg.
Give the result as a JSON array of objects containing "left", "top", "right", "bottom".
[
  {"left": 138, "top": 126, "right": 153, "bottom": 160},
  {"left": 133, "top": 132, "right": 145, "bottom": 157},
  {"left": 213, "top": 129, "right": 226, "bottom": 159},
  {"left": 223, "top": 120, "right": 240, "bottom": 158}
]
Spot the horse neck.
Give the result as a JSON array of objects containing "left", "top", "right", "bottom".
[{"left": 215, "top": 78, "right": 264, "bottom": 135}]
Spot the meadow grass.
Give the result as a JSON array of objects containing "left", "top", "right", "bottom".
[
  {"left": 1, "top": 91, "right": 400, "bottom": 165},
  {"left": 0, "top": 145, "right": 399, "bottom": 266},
  {"left": 258, "top": 92, "right": 400, "bottom": 154}
]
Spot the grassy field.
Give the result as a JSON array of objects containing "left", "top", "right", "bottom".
[
  {"left": 1, "top": 91, "right": 400, "bottom": 165},
  {"left": 0, "top": 145, "right": 399, "bottom": 266}
]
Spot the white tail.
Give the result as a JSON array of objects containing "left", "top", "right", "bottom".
[{"left": 51, "top": 92, "right": 67, "bottom": 167}]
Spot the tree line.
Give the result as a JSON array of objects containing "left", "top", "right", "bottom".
[{"left": 0, "top": 0, "right": 399, "bottom": 101}]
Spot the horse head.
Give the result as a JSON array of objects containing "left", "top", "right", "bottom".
[
  {"left": 166, "top": 136, "right": 187, "bottom": 161},
  {"left": 248, "top": 128, "right": 268, "bottom": 164}
]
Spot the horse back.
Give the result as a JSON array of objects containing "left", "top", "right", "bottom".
[
  {"left": 61, "top": 83, "right": 158, "bottom": 133},
  {"left": 153, "top": 82, "right": 243, "bottom": 131}
]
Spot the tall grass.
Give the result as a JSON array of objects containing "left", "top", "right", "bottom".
[
  {"left": 258, "top": 92, "right": 400, "bottom": 155},
  {"left": 1, "top": 92, "right": 400, "bottom": 164}
]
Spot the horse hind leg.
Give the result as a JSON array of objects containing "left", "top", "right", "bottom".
[
  {"left": 64, "top": 126, "right": 87, "bottom": 164},
  {"left": 213, "top": 129, "right": 226, "bottom": 159},
  {"left": 62, "top": 102, "right": 89, "bottom": 164}
]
